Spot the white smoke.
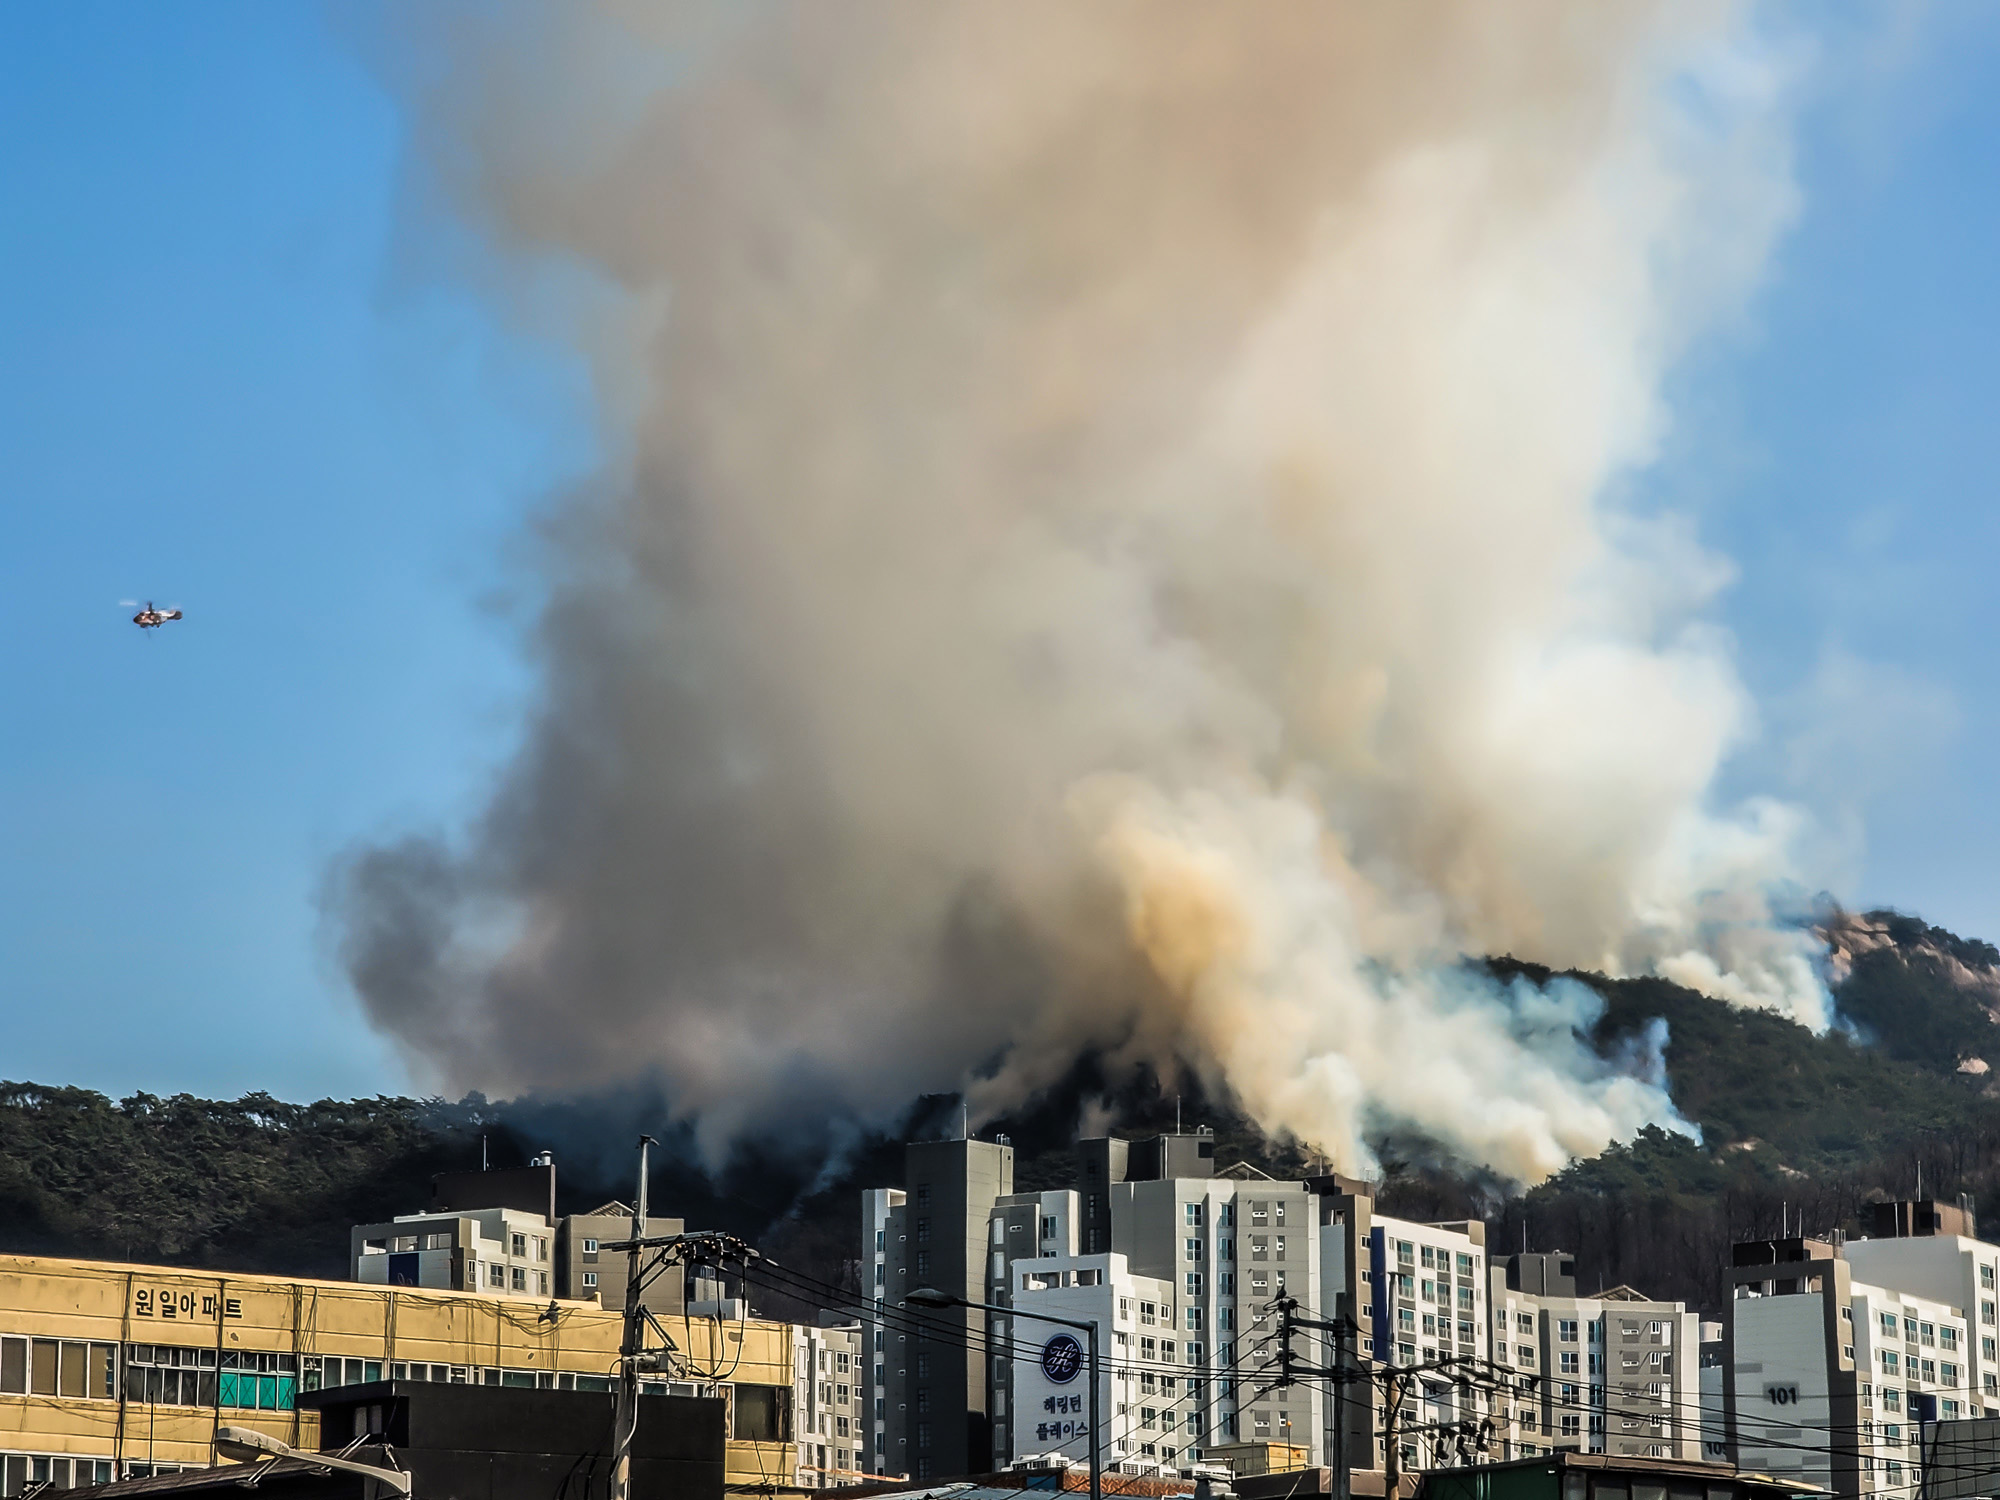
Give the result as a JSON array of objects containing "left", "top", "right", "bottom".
[{"left": 337, "top": 1, "right": 1829, "bottom": 1184}]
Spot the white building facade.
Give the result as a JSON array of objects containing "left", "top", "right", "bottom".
[
  {"left": 793, "top": 1321, "right": 866, "bottom": 1489},
  {"left": 1487, "top": 1259, "right": 1700, "bottom": 1463}
]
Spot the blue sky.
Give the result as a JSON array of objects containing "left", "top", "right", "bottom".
[{"left": 3, "top": 4, "right": 1999, "bottom": 1103}]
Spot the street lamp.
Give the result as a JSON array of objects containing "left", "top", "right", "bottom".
[
  {"left": 214, "top": 1425, "right": 412, "bottom": 1496},
  {"left": 905, "top": 1287, "right": 1101, "bottom": 1500}
]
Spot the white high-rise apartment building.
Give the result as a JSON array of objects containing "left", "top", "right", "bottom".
[
  {"left": 1007, "top": 1253, "right": 1187, "bottom": 1471},
  {"left": 1725, "top": 1205, "right": 1991, "bottom": 1500},
  {"left": 1844, "top": 1201, "right": 2000, "bottom": 1415},
  {"left": 1328, "top": 1203, "right": 1493, "bottom": 1476}
]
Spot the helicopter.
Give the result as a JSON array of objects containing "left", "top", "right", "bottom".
[{"left": 122, "top": 600, "right": 184, "bottom": 630}]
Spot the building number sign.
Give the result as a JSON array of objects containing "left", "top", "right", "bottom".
[
  {"left": 1765, "top": 1384, "right": 1800, "bottom": 1405},
  {"left": 132, "top": 1288, "right": 244, "bottom": 1322},
  {"left": 1041, "top": 1333, "right": 1084, "bottom": 1385}
]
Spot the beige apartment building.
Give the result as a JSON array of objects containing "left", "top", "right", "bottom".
[{"left": 0, "top": 1252, "right": 794, "bottom": 1496}]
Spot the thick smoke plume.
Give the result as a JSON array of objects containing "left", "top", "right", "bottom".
[{"left": 337, "top": 1, "right": 1828, "bottom": 1183}]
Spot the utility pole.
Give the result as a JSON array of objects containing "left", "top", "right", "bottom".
[
  {"left": 611, "top": 1134, "right": 655, "bottom": 1500},
  {"left": 1382, "top": 1368, "right": 1406, "bottom": 1500},
  {"left": 603, "top": 1139, "right": 757, "bottom": 1500}
]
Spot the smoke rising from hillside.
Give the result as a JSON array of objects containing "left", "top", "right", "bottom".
[{"left": 335, "top": 1, "right": 1827, "bottom": 1183}]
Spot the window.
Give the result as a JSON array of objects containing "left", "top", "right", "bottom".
[
  {"left": 1040, "top": 1216, "right": 1057, "bottom": 1240},
  {"left": 1458, "top": 1253, "right": 1475, "bottom": 1277},
  {"left": 915, "top": 1185, "right": 930, "bottom": 1208},
  {"left": 1985, "top": 1300, "right": 1997, "bottom": 1327},
  {"left": 1275, "top": 1235, "right": 1287, "bottom": 1259},
  {"left": 1186, "top": 1237, "right": 1205, "bottom": 1263},
  {"left": 512, "top": 1267, "right": 527, "bottom": 1291},
  {"left": 1186, "top": 1308, "right": 1203, "bottom": 1331},
  {"left": 1423, "top": 1314, "right": 1437, "bottom": 1338},
  {"left": 1423, "top": 1246, "right": 1437, "bottom": 1268},
  {"left": 1884, "top": 1312, "right": 1900, "bottom": 1335},
  {"left": 1141, "top": 1302, "right": 1157, "bottom": 1326},
  {"left": 1518, "top": 1313, "right": 1535, "bottom": 1334},
  {"left": 1397, "top": 1240, "right": 1414, "bottom": 1265},
  {"left": 1519, "top": 1346, "right": 1535, "bottom": 1366},
  {"left": 1186, "top": 1203, "right": 1206, "bottom": 1228},
  {"left": 1560, "top": 1352, "right": 1579, "bottom": 1374},
  {"left": 1943, "top": 1326, "right": 1961, "bottom": 1351},
  {"left": 489, "top": 1263, "right": 505, "bottom": 1287},
  {"left": 0, "top": 1339, "right": 117, "bottom": 1400},
  {"left": 511, "top": 1233, "right": 527, "bottom": 1257},
  {"left": 582, "top": 1238, "right": 599, "bottom": 1253},
  {"left": 1883, "top": 1351, "right": 1900, "bottom": 1374},
  {"left": 1561, "top": 1414, "right": 1580, "bottom": 1437},
  {"left": 1984, "top": 1264, "right": 1996, "bottom": 1290},
  {"left": 1559, "top": 1320, "right": 1578, "bottom": 1342},
  {"left": 1922, "top": 1323, "right": 1937, "bottom": 1347},
  {"left": 1186, "top": 1272, "right": 1203, "bottom": 1297},
  {"left": 582, "top": 1272, "right": 598, "bottom": 1289},
  {"left": 1142, "top": 1338, "right": 1157, "bottom": 1361},
  {"left": 1944, "top": 1363, "right": 1962, "bottom": 1387}
]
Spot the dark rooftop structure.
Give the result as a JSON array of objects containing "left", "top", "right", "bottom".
[
  {"left": 61, "top": 1380, "right": 726, "bottom": 1500},
  {"left": 1416, "top": 1451, "right": 1828, "bottom": 1500}
]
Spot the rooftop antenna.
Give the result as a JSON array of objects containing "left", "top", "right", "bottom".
[
  {"left": 1176, "top": 1095, "right": 1182, "bottom": 1134},
  {"left": 961, "top": 1099, "right": 969, "bottom": 1142},
  {"left": 481, "top": 1134, "right": 488, "bottom": 1172}
]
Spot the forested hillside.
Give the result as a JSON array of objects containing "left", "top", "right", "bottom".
[{"left": 7, "top": 907, "right": 2000, "bottom": 1319}]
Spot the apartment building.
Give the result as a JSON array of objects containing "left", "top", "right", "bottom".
[
  {"left": 793, "top": 1320, "right": 866, "bottom": 1488},
  {"left": 861, "top": 1186, "right": 906, "bottom": 1477},
  {"left": 350, "top": 1160, "right": 686, "bottom": 1312},
  {"left": 0, "top": 1251, "right": 797, "bottom": 1494},
  {"left": 1844, "top": 1198, "right": 2000, "bottom": 1415},
  {"left": 876, "top": 1137, "right": 1017, "bottom": 1483},
  {"left": 985, "top": 1183, "right": 1081, "bottom": 1457},
  {"left": 863, "top": 1127, "right": 1507, "bottom": 1486},
  {"left": 1335, "top": 1204, "right": 1492, "bottom": 1477},
  {"left": 1105, "top": 1157, "right": 1323, "bottom": 1464},
  {"left": 1486, "top": 1255, "right": 1700, "bottom": 1462},
  {"left": 1725, "top": 1230, "right": 1971, "bottom": 1498},
  {"left": 1007, "top": 1253, "right": 1185, "bottom": 1472}
]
